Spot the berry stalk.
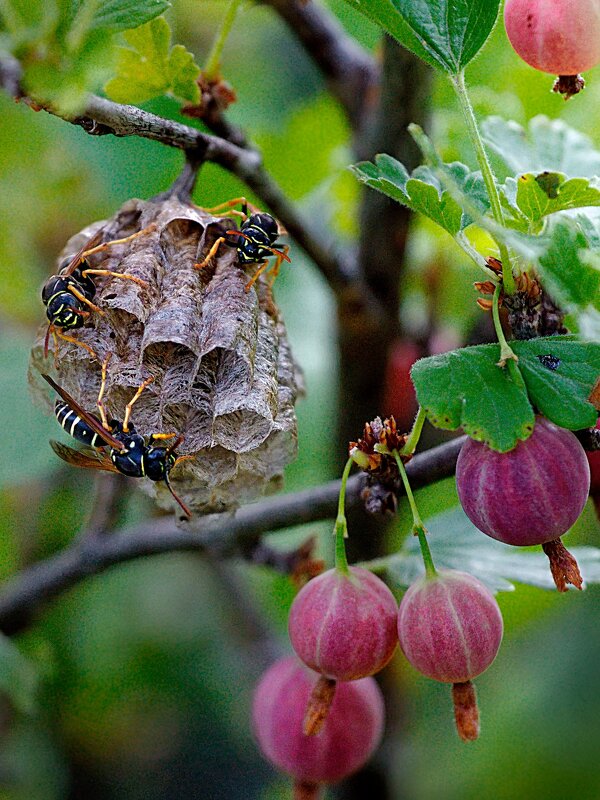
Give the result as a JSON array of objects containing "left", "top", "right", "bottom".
[
  {"left": 334, "top": 457, "right": 354, "bottom": 575},
  {"left": 392, "top": 449, "right": 436, "bottom": 577}
]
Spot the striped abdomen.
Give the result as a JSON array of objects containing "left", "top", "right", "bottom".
[{"left": 55, "top": 400, "right": 109, "bottom": 448}]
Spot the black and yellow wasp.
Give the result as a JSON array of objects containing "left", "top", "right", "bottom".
[
  {"left": 42, "top": 224, "right": 154, "bottom": 360},
  {"left": 43, "top": 358, "right": 191, "bottom": 518},
  {"left": 195, "top": 198, "right": 290, "bottom": 291}
]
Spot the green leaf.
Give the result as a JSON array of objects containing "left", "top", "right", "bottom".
[
  {"left": 384, "top": 507, "right": 600, "bottom": 592},
  {"left": 411, "top": 337, "right": 600, "bottom": 450},
  {"left": 338, "top": 0, "right": 443, "bottom": 72},
  {"left": 104, "top": 16, "right": 200, "bottom": 104},
  {"left": 0, "top": 633, "right": 39, "bottom": 714},
  {"left": 538, "top": 219, "right": 600, "bottom": 315},
  {"left": 482, "top": 115, "right": 600, "bottom": 178},
  {"left": 511, "top": 337, "right": 600, "bottom": 430},
  {"left": 515, "top": 172, "right": 600, "bottom": 230},
  {"left": 350, "top": 154, "right": 488, "bottom": 235},
  {"left": 389, "top": 0, "right": 501, "bottom": 74},
  {"left": 90, "top": 0, "right": 171, "bottom": 32},
  {"left": 410, "top": 344, "right": 535, "bottom": 451}
]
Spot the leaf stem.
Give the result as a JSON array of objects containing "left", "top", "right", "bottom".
[
  {"left": 392, "top": 450, "right": 436, "bottom": 577},
  {"left": 203, "top": 0, "right": 243, "bottom": 81},
  {"left": 452, "top": 71, "right": 516, "bottom": 295},
  {"left": 334, "top": 457, "right": 354, "bottom": 575},
  {"left": 401, "top": 406, "right": 426, "bottom": 457},
  {"left": 492, "top": 283, "right": 519, "bottom": 368}
]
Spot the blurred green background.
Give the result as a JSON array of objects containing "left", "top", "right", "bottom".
[{"left": 1, "top": 2, "right": 600, "bottom": 799}]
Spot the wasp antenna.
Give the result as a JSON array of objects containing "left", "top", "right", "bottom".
[
  {"left": 265, "top": 245, "right": 291, "bottom": 263},
  {"left": 164, "top": 473, "right": 191, "bottom": 518}
]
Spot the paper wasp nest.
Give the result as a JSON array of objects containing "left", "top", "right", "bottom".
[{"left": 30, "top": 196, "right": 303, "bottom": 516}]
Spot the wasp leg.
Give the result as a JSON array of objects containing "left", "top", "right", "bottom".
[
  {"left": 149, "top": 432, "right": 177, "bottom": 441},
  {"left": 82, "top": 224, "right": 157, "bottom": 260},
  {"left": 68, "top": 285, "right": 105, "bottom": 315},
  {"left": 244, "top": 260, "right": 270, "bottom": 293},
  {"left": 199, "top": 197, "right": 249, "bottom": 219},
  {"left": 173, "top": 454, "right": 194, "bottom": 468},
  {"left": 267, "top": 245, "right": 290, "bottom": 286},
  {"left": 50, "top": 328, "right": 98, "bottom": 363},
  {"left": 123, "top": 376, "right": 155, "bottom": 432},
  {"left": 195, "top": 236, "right": 227, "bottom": 270},
  {"left": 96, "top": 354, "right": 113, "bottom": 430},
  {"left": 80, "top": 269, "right": 148, "bottom": 288}
]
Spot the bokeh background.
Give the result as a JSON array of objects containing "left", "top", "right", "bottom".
[{"left": 1, "top": 2, "right": 600, "bottom": 798}]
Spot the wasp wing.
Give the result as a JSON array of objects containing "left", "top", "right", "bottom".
[
  {"left": 49, "top": 440, "right": 119, "bottom": 473},
  {"left": 61, "top": 229, "right": 105, "bottom": 276},
  {"left": 41, "top": 373, "right": 125, "bottom": 451}
]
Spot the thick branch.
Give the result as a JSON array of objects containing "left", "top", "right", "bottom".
[
  {"left": 0, "top": 437, "right": 463, "bottom": 636},
  {"left": 264, "top": 0, "right": 378, "bottom": 128}
]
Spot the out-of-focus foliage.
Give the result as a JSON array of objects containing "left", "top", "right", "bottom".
[
  {"left": 0, "top": 0, "right": 170, "bottom": 112},
  {"left": 104, "top": 16, "right": 200, "bottom": 104},
  {"left": 386, "top": 505, "right": 600, "bottom": 592},
  {"left": 0, "top": 1, "right": 599, "bottom": 799}
]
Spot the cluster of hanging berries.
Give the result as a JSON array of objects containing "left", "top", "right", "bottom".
[{"left": 253, "top": 400, "right": 596, "bottom": 796}]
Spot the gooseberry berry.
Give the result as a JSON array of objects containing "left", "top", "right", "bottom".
[
  {"left": 288, "top": 566, "right": 398, "bottom": 682},
  {"left": 456, "top": 417, "right": 590, "bottom": 547},
  {"left": 504, "top": 0, "right": 600, "bottom": 76},
  {"left": 252, "top": 656, "right": 385, "bottom": 798}
]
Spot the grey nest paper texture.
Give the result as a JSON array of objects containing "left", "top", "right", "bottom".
[{"left": 30, "top": 196, "right": 303, "bottom": 515}]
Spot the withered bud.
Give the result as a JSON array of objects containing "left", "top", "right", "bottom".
[
  {"left": 304, "top": 676, "right": 337, "bottom": 736},
  {"left": 542, "top": 539, "right": 583, "bottom": 592},
  {"left": 350, "top": 416, "right": 408, "bottom": 466},
  {"left": 361, "top": 480, "right": 399, "bottom": 516},
  {"left": 452, "top": 681, "right": 480, "bottom": 742},
  {"left": 553, "top": 74, "right": 585, "bottom": 100},
  {"left": 293, "top": 783, "right": 322, "bottom": 800},
  {"left": 484, "top": 256, "right": 503, "bottom": 275},
  {"left": 473, "top": 280, "right": 497, "bottom": 296},
  {"left": 30, "top": 196, "right": 303, "bottom": 516},
  {"left": 350, "top": 416, "right": 409, "bottom": 516},
  {"left": 182, "top": 72, "right": 237, "bottom": 119}
]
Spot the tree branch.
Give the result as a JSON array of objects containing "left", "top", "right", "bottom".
[
  {"left": 0, "top": 437, "right": 463, "bottom": 636},
  {"left": 264, "top": 0, "right": 379, "bottom": 128},
  {"left": 0, "top": 55, "right": 352, "bottom": 295}
]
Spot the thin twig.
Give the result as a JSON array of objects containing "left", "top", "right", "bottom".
[{"left": 0, "top": 437, "right": 463, "bottom": 635}]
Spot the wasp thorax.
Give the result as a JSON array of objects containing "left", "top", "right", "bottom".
[{"left": 30, "top": 196, "right": 302, "bottom": 516}]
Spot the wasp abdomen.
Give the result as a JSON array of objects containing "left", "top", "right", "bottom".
[{"left": 55, "top": 400, "right": 108, "bottom": 448}]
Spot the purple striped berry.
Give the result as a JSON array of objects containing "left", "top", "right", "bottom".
[
  {"left": 288, "top": 566, "right": 398, "bottom": 681},
  {"left": 397, "top": 569, "right": 503, "bottom": 684},
  {"left": 252, "top": 656, "right": 384, "bottom": 789},
  {"left": 456, "top": 417, "right": 590, "bottom": 547}
]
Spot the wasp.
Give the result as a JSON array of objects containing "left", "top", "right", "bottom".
[
  {"left": 42, "top": 357, "right": 192, "bottom": 518},
  {"left": 42, "top": 224, "right": 155, "bottom": 361},
  {"left": 195, "top": 198, "right": 290, "bottom": 291}
]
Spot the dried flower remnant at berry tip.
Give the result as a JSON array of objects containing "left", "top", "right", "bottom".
[
  {"left": 29, "top": 196, "right": 303, "bottom": 516},
  {"left": 349, "top": 416, "right": 408, "bottom": 515}
]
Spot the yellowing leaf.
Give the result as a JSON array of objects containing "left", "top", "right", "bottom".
[{"left": 104, "top": 16, "right": 200, "bottom": 105}]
